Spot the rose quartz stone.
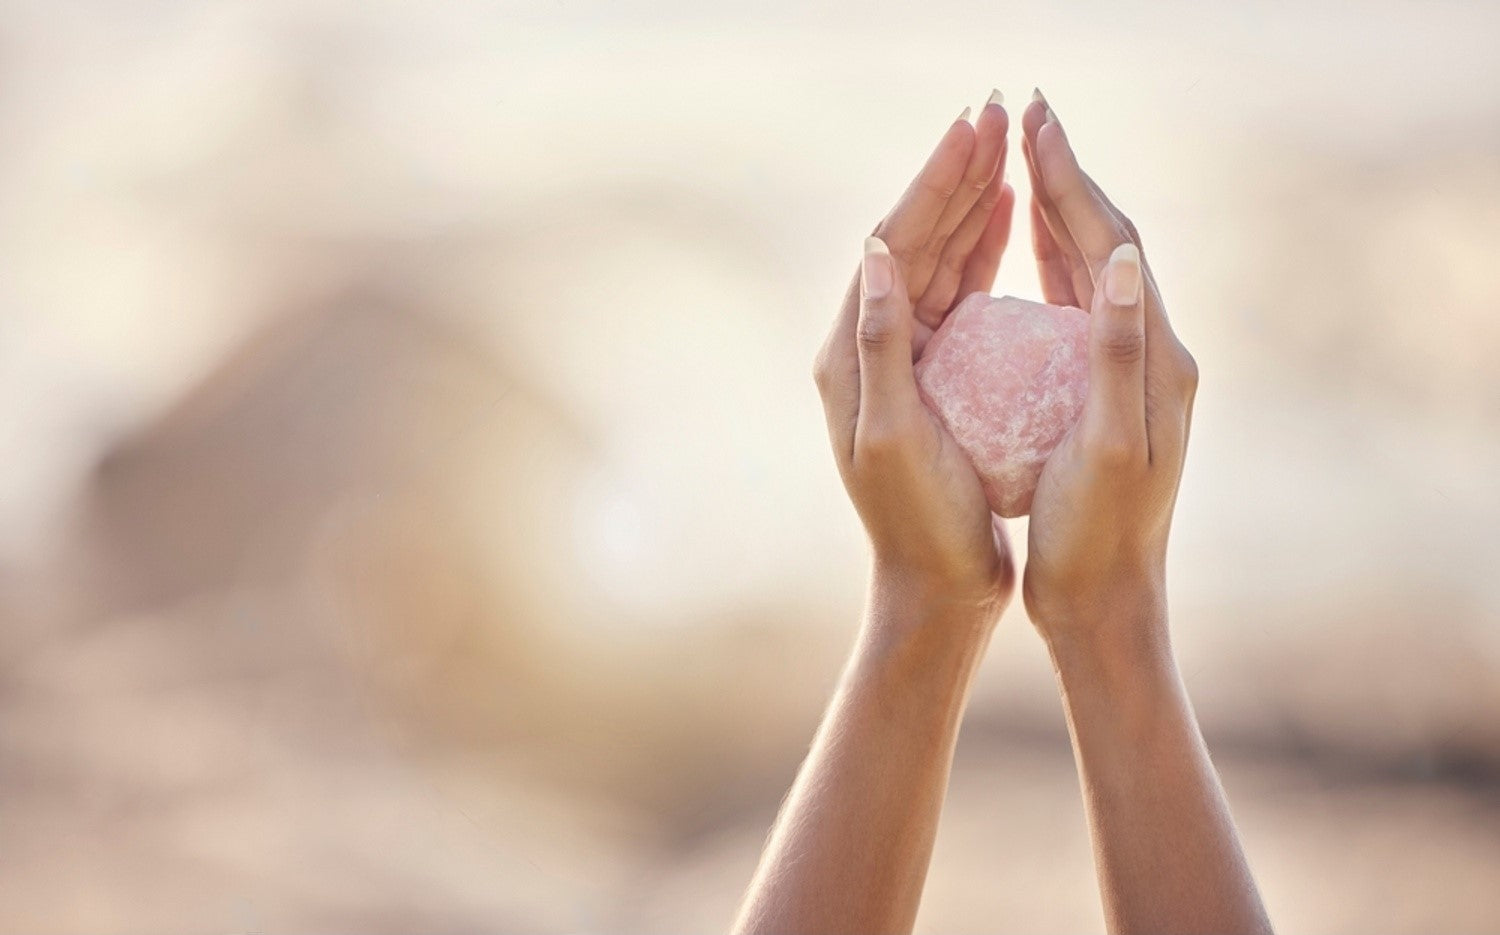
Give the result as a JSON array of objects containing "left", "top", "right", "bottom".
[{"left": 915, "top": 293, "right": 1089, "bottom": 518}]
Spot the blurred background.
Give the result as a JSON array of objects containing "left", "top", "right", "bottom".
[{"left": 1, "top": 0, "right": 1498, "bottom": 931}]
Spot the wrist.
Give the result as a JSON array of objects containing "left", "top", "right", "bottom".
[
  {"left": 1045, "top": 615, "right": 1196, "bottom": 777},
  {"left": 1027, "top": 567, "right": 1167, "bottom": 652},
  {"left": 869, "top": 559, "right": 1010, "bottom": 628},
  {"left": 1043, "top": 600, "right": 1175, "bottom": 698},
  {"left": 857, "top": 564, "right": 1002, "bottom": 692}
]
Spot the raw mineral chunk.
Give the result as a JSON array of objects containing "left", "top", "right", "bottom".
[{"left": 915, "top": 293, "right": 1089, "bottom": 518}]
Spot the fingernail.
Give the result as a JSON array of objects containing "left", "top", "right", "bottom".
[
  {"left": 1033, "top": 87, "right": 1056, "bottom": 125},
  {"left": 1104, "top": 242, "right": 1142, "bottom": 305},
  {"left": 958, "top": 105, "right": 972, "bottom": 123},
  {"left": 986, "top": 88, "right": 1004, "bottom": 108},
  {"left": 863, "top": 237, "right": 893, "bottom": 299}
]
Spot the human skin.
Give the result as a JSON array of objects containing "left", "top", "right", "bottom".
[
  {"left": 733, "top": 88, "right": 1271, "bottom": 935},
  {"left": 732, "top": 92, "right": 1017, "bottom": 935},
  {"left": 1020, "top": 90, "right": 1272, "bottom": 935}
]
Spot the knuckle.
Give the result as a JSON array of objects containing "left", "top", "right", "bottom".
[
  {"left": 941, "top": 245, "right": 969, "bottom": 278},
  {"left": 1098, "top": 328, "right": 1145, "bottom": 365},
  {"left": 856, "top": 317, "right": 896, "bottom": 350},
  {"left": 917, "top": 233, "right": 947, "bottom": 263},
  {"left": 918, "top": 175, "right": 959, "bottom": 202},
  {"left": 811, "top": 352, "right": 831, "bottom": 394},
  {"left": 889, "top": 241, "right": 920, "bottom": 271},
  {"left": 1177, "top": 348, "right": 1200, "bottom": 395}
]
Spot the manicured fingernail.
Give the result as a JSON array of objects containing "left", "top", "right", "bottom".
[
  {"left": 986, "top": 88, "right": 1004, "bottom": 107},
  {"left": 1033, "top": 87, "right": 1056, "bottom": 125},
  {"left": 958, "top": 105, "right": 972, "bottom": 123},
  {"left": 1104, "top": 242, "right": 1142, "bottom": 305},
  {"left": 863, "top": 237, "right": 893, "bottom": 299}
]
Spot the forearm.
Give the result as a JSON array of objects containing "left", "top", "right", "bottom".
[
  {"left": 1048, "top": 614, "right": 1271, "bottom": 935},
  {"left": 733, "top": 574, "right": 994, "bottom": 935}
]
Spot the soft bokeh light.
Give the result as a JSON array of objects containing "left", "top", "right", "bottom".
[{"left": 2, "top": 1, "right": 1499, "bottom": 931}]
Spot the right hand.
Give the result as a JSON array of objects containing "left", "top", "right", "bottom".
[
  {"left": 1016, "top": 93, "right": 1201, "bottom": 656},
  {"left": 814, "top": 96, "right": 1019, "bottom": 621}
]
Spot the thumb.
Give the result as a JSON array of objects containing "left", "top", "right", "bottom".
[
  {"left": 855, "top": 236, "right": 920, "bottom": 437},
  {"left": 1080, "top": 241, "right": 1148, "bottom": 457}
]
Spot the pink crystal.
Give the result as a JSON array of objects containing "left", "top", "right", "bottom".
[{"left": 915, "top": 293, "right": 1090, "bottom": 518}]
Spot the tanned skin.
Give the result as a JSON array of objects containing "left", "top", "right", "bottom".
[{"left": 733, "top": 90, "right": 1271, "bottom": 935}]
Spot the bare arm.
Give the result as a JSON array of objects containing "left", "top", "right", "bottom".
[
  {"left": 735, "top": 94, "right": 1017, "bottom": 934},
  {"left": 733, "top": 581, "right": 994, "bottom": 934},
  {"left": 1019, "top": 90, "right": 1272, "bottom": 935},
  {"left": 1050, "top": 624, "right": 1269, "bottom": 935}
]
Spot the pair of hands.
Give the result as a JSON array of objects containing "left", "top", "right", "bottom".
[
  {"left": 738, "top": 94, "right": 1268, "bottom": 935},
  {"left": 813, "top": 91, "right": 1200, "bottom": 654}
]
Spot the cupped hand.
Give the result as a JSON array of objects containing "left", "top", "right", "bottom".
[
  {"left": 814, "top": 96, "right": 1018, "bottom": 619},
  {"left": 1018, "top": 93, "right": 1200, "bottom": 653}
]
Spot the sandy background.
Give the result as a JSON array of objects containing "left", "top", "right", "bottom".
[{"left": 1, "top": 0, "right": 1498, "bottom": 931}]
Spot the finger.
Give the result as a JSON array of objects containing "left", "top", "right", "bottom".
[
  {"left": 1032, "top": 104, "right": 1137, "bottom": 281},
  {"left": 874, "top": 113, "right": 976, "bottom": 278},
  {"left": 905, "top": 94, "right": 1008, "bottom": 298},
  {"left": 855, "top": 237, "right": 920, "bottom": 443},
  {"left": 1028, "top": 96, "right": 1185, "bottom": 426},
  {"left": 1083, "top": 171, "right": 1174, "bottom": 334},
  {"left": 813, "top": 270, "right": 863, "bottom": 461},
  {"left": 916, "top": 168, "right": 1005, "bottom": 327},
  {"left": 1080, "top": 242, "right": 1148, "bottom": 458},
  {"left": 955, "top": 183, "right": 1018, "bottom": 300},
  {"left": 1021, "top": 99, "right": 1093, "bottom": 306},
  {"left": 822, "top": 112, "right": 977, "bottom": 465},
  {"left": 1030, "top": 195, "right": 1077, "bottom": 306}
]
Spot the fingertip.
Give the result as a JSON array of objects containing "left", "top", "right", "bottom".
[
  {"left": 1035, "top": 116, "right": 1066, "bottom": 156},
  {"left": 997, "top": 181, "right": 1017, "bottom": 210},
  {"left": 988, "top": 184, "right": 1017, "bottom": 237},
  {"left": 1031, "top": 120, "right": 1076, "bottom": 194},
  {"left": 932, "top": 115, "right": 978, "bottom": 173},
  {"left": 975, "top": 97, "right": 1010, "bottom": 138},
  {"left": 925, "top": 112, "right": 975, "bottom": 171},
  {"left": 981, "top": 186, "right": 1015, "bottom": 242},
  {"left": 944, "top": 111, "right": 977, "bottom": 144},
  {"left": 1020, "top": 98, "right": 1049, "bottom": 141}
]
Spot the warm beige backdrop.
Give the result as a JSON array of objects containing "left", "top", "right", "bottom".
[{"left": 2, "top": 1, "right": 1498, "bottom": 931}]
